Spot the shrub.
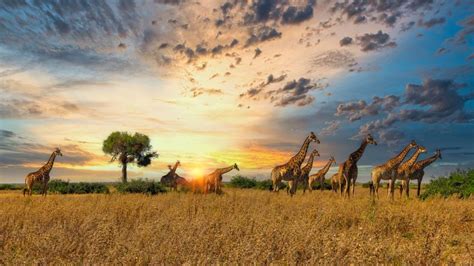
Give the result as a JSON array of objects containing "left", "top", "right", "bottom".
[
  {"left": 229, "top": 175, "right": 257, "bottom": 188},
  {"left": 421, "top": 169, "right": 474, "bottom": 200},
  {"left": 310, "top": 180, "right": 332, "bottom": 190},
  {"left": 0, "top": 184, "right": 22, "bottom": 190},
  {"left": 115, "top": 179, "right": 166, "bottom": 195},
  {"left": 255, "top": 179, "right": 287, "bottom": 190},
  {"left": 32, "top": 180, "right": 109, "bottom": 194}
]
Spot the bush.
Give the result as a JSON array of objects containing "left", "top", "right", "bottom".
[
  {"left": 115, "top": 179, "right": 166, "bottom": 195},
  {"left": 229, "top": 175, "right": 257, "bottom": 188},
  {"left": 255, "top": 179, "right": 287, "bottom": 190},
  {"left": 32, "top": 180, "right": 109, "bottom": 194},
  {"left": 0, "top": 184, "right": 22, "bottom": 190},
  {"left": 310, "top": 180, "right": 332, "bottom": 190},
  {"left": 421, "top": 169, "right": 474, "bottom": 200}
]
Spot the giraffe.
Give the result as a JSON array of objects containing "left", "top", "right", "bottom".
[
  {"left": 370, "top": 140, "right": 418, "bottom": 198},
  {"left": 330, "top": 173, "right": 340, "bottom": 193},
  {"left": 286, "top": 149, "right": 320, "bottom": 195},
  {"left": 204, "top": 163, "right": 239, "bottom": 194},
  {"left": 401, "top": 149, "right": 442, "bottom": 197},
  {"left": 160, "top": 161, "right": 181, "bottom": 191},
  {"left": 23, "top": 148, "right": 62, "bottom": 196},
  {"left": 271, "top": 132, "right": 320, "bottom": 193},
  {"left": 393, "top": 145, "right": 427, "bottom": 199},
  {"left": 308, "top": 156, "right": 336, "bottom": 192},
  {"left": 336, "top": 134, "right": 377, "bottom": 198}
]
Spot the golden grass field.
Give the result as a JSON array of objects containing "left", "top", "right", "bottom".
[{"left": 0, "top": 187, "right": 473, "bottom": 264}]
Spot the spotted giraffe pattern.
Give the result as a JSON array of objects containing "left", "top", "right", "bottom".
[
  {"left": 371, "top": 140, "right": 418, "bottom": 198},
  {"left": 23, "top": 148, "right": 62, "bottom": 196},
  {"left": 308, "top": 156, "right": 336, "bottom": 192},
  {"left": 287, "top": 149, "right": 320, "bottom": 195},
  {"left": 394, "top": 145, "right": 427, "bottom": 198},
  {"left": 336, "top": 134, "right": 377, "bottom": 198},
  {"left": 271, "top": 132, "right": 320, "bottom": 193},
  {"left": 401, "top": 149, "right": 441, "bottom": 197},
  {"left": 205, "top": 163, "right": 239, "bottom": 193}
]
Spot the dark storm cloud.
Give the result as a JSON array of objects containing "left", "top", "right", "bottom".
[
  {"left": 418, "top": 17, "right": 446, "bottom": 28},
  {"left": 356, "top": 31, "right": 397, "bottom": 52},
  {"left": 342, "top": 79, "right": 474, "bottom": 140},
  {"left": 245, "top": 26, "right": 282, "bottom": 46},
  {"left": 339, "top": 37, "right": 353, "bottom": 46}
]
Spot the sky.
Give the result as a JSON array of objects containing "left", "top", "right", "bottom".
[{"left": 0, "top": 0, "right": 473, "bottom": 183}]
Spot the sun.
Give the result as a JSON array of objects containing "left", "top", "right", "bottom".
[{"left": 190, "top": 168, "right": 205, "bottom": 180}]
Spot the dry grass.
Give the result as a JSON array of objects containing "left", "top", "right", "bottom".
[{"left": 0, "top": 187, "right": 473, "bottom": 264}]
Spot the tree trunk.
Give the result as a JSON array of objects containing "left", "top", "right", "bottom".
[{"left": 121, "top": 163, "right": 128, "bottom": 183}]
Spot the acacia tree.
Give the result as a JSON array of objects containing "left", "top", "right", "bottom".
[{"left": 102, "top": 132, "right": 158, "bottom": 183}]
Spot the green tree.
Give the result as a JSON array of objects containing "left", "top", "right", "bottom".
[{"left": 102, "top": 132, "right": 158, "bottom": 183}]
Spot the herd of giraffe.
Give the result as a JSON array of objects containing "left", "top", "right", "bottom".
[{"left": 23, "top": 132, "right": 441, "bottom": 198}]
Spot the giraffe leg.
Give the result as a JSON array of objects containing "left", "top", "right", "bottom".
[
  {"left": 351, "top": 178, "right": 356, "bottom": 196},
  {"left": 417, "top": 178, "right": 422, "bottom": 197},
  {"left": 308, "top": 180, "right": 312, "bottom": 193},
  {"left": 42, "top": 182, "right": 48, "bottom": 196},
  {"left": 405, "top": 180, "right": 410, "bottom": 198}
]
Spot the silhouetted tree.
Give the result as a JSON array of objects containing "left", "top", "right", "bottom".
[{"left": 103, "top": 132, "right": 158, "bottom": 183}]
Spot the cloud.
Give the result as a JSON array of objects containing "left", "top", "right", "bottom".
[
  {"left": 418, "top": 17, "right": 446, "bottom": 28},
  {"left": 189, "top": 87, "right": 223, "bottom": 98},
  {"left": 343, "top": 79, "right": 474, "bottom": 139},
  {"left": 356, "top": 31, "right": 397, "bottom": 52},
  {"left": 281, "top": 4, "right": 314, "bottom": 24},
  {"left": 311, "top": 50, "right": 356, "bottom": 69},
  {"left": 320, "top": 120, "right": 341, "bottom": 136},
  {"left": 449, "top": 15, "right": 474, "bottom": 45},
  {"left": 339, "top": 37, "right": 353, "bottom": 46},
  {"left": 269, "top": 78, "right": 322, "bottom": 107},
  {"left": 240, "top": 73, "right": 287, "bottom": 99},
  {"left": 245, "top": 26, "right": 282, "bottom": 46}
]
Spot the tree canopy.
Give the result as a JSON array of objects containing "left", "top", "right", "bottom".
[{"left": 103, "top": 131, "right": 158, "bottom": 183}]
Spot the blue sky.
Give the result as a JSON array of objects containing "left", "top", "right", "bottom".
[{"left": 0, "top": 0, "right": 473, "bottom": 183}]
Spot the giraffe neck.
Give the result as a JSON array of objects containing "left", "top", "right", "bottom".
[
  {"left": 217, "top": 165, "right": 234, "bottom": 175},
  {"left": 348, "top": 140, "right": 368, "bottom": 164},
  {"left": 413, "top": 154, "right": 439, "bottom": 171},
  {"left": 302, "top": 152, "right": 317, "bottom": 174},
  {"left": 288, "top": 136, "right": 312, "bottom": 167},
  {"left": 318, "top": 160, "right": 333, "bottom": 175},
  {"left": 41, "top": 152, "right": 57, "bottom": 173},
  {"left": 385, "top": 144, "right": 414, "bottom": 168},
  {"left": 171, "top": 161, "right": 179, "bottom": 174},
  {"left": 402, "top": 149, "right": 423, "bottom": 168}
]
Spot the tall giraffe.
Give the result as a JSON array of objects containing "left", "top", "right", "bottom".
[
  {"left": 393, "top": 145, "right": 427, "bottom": 199},
  {"left": 160, "top": 161, "right": 181, "bottom": 191},
  {"left": 371, "top": 140, "right": 418, "bottom": 198},
  {"left": 336, "top": 134, "right": 377, "bottom": 198},
  {"left": 271, "top": 132, "right": 319, "bottom": 192},
  {"left": 287, "top": 149, "right": 320, "bottom": 195},
  {"left": 401, "top": 149, "right": 441, "bottom": 197},
  {"left": 205, "top": 163, "right": 239, "bottom": 193},
  {"left": 308, "top": 156, "right": 336, "bottom": 192},
  {"left": 23, "top": 148, "right": 62, "bottom": 196}
]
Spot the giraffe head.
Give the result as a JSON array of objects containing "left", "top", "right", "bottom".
[
  {"left": 54, "top": 147, "right": 63, "bottom": 156},
  {"left": 309, "top": 131, "right": 320, "bottom": 144},
  {"left": 436, "top": 149, "right": 442, "bottom": 159},
  {"left": 311, "top": 149, "right": 320, "bottom": 157},
  {"left": 329, "top": 156, "right": 336, "bottom": 165},
  {"left": 408, "top": 140, "right": 417, "bottom": 148},
  {"left": 233, "top": 163, "right": 240, "bottom": 171},
  {"left": 366, "top": 134, "right": 377, "bottom": 145},
  {"left": 167, "top": 165, "right": 172, "bottom": 170},
  {"left": 417, "top": 145, "right": 427, "bottom": 153},
  {"left": 176, "top": 160, "right": 181, "bottom": 167}
]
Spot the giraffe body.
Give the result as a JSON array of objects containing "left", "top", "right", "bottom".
[
  {"left": 23, "top": 148, "right": 62, "bottom": 196},
  {"left": 271, "top": 132, "right": 319, "bottom": 194},
  {"left": 401, "top": 149, "right": 441, "bottom": 197},
  {"left": 160, "top": 161, "right": 183, "bottom": 191},
  {"left": 371, "top": 140, "right": 418, "bottom": 199},
  {"left": 394, "top": 146, "right": 427, "bottom": 198},
  {"left": 286, "top": 149, "right": 320, "bottom": 195},
  {"left": 335, "top": 134, "right": 377, "bottom": 198},
  {"left": 204, "top": 163, "right": 239, "bottom": 194},
  {"left": 308, "top": 156, "right": 335, "bottom": 192}
]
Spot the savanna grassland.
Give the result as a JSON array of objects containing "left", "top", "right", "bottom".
[{"left": 0, "top": 188, "right": 472, "bottom": 264}]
